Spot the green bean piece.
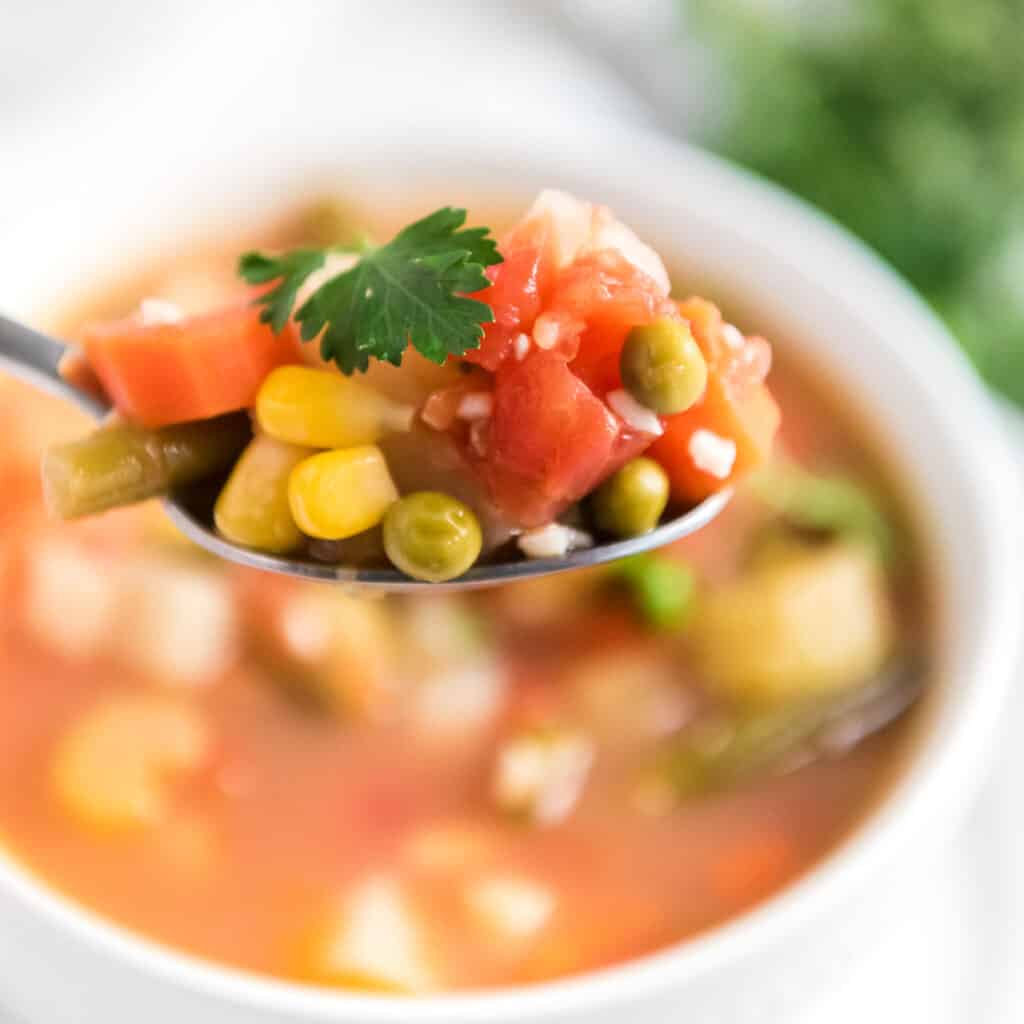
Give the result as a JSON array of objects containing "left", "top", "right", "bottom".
[
  {"left": 652, "top": 661, "right": 921, "bottom": 801},
  {"left": 42, "top": 413, "right": 251, "bottom": 520},
  {"left": 593, "top": 457, "right": 670, "bottom": 537},
  {"left": 748, "top": 463, "right": 897, "bottom": 563},
  {"left": 620, "top": 317, "right": 708, "bottom": 415},
  {"left": 383, "top": 491, "right": 483, "bottom": 582}
]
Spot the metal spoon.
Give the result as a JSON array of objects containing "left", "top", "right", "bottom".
[{"left": 0, "top": 313, "right": 729, "bottom": 591}]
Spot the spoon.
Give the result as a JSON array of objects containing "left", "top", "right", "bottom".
[{"left": 0, "top": 313, "right": 729, "bottom": 591}]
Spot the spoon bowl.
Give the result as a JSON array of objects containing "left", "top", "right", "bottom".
[{"left": 0, "top": 312, "right": 728, "bottom": 591}]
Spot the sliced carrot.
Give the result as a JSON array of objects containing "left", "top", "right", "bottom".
[
  {"left": 649, "top": 298, "right": 780, "bottom": 503},
  {"left": 82, "top": 305, "right": 298, "bottom": 428}
]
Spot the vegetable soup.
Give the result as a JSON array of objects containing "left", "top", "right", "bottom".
[{"left": 0, "top": 197, "right": 926, "bottom": 993}]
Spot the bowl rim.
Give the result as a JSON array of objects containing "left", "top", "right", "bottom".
[{"left": 1, "top": 124, "right": 1021, "bottom": 1021}]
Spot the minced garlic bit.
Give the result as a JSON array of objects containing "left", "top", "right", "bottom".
[
  {"left": 465, "top": 876, "right": 555, "bottom": 939},
  {"left": 606, "top": 388, "right": 664, "bottom": 437},
  {"left": 456, "top": 392, "right": 494, "bottom": 421},
  {"left": 513, "top": 332, "right": 531, "bottom": 361},
  {"left": 517, "top": 523, "right": 594, "bottom": 560},
  {"left": 138, "top": 297, "right": 185, "bottom": 326},
  {"left": 721, "top": 323, "right": 745, "bottom": 350},
  {"left": 492, "top": 728, "right": 594, "bottom": 825},
  {"left": 532, "top": 313, "right": 561, "bottom": 350},
  {"left": 688, "top": 428, "right": 737, "bottom": 480}
]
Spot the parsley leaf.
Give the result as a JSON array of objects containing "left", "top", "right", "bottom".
[
  {"left": 238, "top": 249, "right": 326, "bottom": 335},
  {"left": 238, "top": 207, "right": 502, "bottom": 374}
]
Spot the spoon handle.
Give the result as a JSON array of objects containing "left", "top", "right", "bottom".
[{"left": 0, "top": 313, "right": 108, "bottom": 420}]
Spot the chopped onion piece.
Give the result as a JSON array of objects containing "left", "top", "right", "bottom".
[
  {"left": 517, "top": 524, "right": 594, "bottom": 560},
  {"left": 607, "top": 389, "right": 664, "bottom": 437},
  {"left": 456, "top": 392, "right": 493, "bottom": 421}
]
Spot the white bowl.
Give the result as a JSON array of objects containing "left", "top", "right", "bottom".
[{"left": 1, "top": 127, "right": 1021, "bottom": 1024}]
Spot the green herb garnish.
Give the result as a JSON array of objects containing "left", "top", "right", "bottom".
[{"left": 239, "top": 207, "right": 503, "bottom": 374}]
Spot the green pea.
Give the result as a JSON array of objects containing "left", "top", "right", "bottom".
[
  {"left": 383, "top": 491, "right": 483, "bottom": 582},
  {"left": 620, "top": 317, "right": 708, "bottom": 415},
  {"left": 593, "top": 457, "right": 670, "bottom": 537}
]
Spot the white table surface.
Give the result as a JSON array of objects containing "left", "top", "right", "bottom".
[{"left": 2, "top": 4, "right": 1021, "bottom": 1020}]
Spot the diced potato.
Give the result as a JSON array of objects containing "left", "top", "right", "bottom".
[
  {"left": 401, "top": 597, "right": 485, "bottom": 666},
  {"left": 273, "top": 588, "right": 399, "bottom": 718},
  {"left": 409, "top": 660, "right": 506, "bottom": 739},
  {"left": 117, "top": 562, "right": 239, "bottom": 687},
  {"left": 465, "top": 876, "right": 555, "bottom": 940},
  {"left": 363, "top": 348, "right": 463, "bottom": 407},
  {"left": 316, "top": 876, "right": 435, "bottom": 992},
  {"left": 690, "top": 540, "right": 894, "bottom": 705},
  {"left": 486, "top": 569, "right": 603, "bottom": 630},
  {"left": 23, "top": 539, "right": 120, "bottom": 661},
  {"left": 567, "top": 650, "right": 693, "bottom": 746},
  {"left": 492, "top": 728, "right": 594, "bottom": 826},
  {"left": 52, "top": 694, "right": 210, "bottom": 832}
]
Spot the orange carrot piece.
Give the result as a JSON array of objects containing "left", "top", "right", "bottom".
[{"left": 82, "top": 305, "right": 297, "bottom": 428}]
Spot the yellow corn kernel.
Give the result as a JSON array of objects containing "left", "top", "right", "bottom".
[
  {"left": 289, "top": 446, "right": 399, "bottom": 541},
  {"left": 257, "top": 365, "right": 412, "bottom": 449},
  {"left": 214, "top": 434, "right": 313, "bottom": 554},
  {"left": 52, "top": 694, "right": 209, "bottom": 832}
]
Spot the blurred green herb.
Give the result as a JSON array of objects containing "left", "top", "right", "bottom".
[{"left": 686, "top": 0, "right": 1024, "bottom": 405}]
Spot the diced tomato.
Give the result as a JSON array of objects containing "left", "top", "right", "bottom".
[
  {"left": 474, "top": 352, "right": 624, "bottom": 527},
  {"left": 561, "top": 251, "right": 678, "bottom": 397},
  {"left": 82, "top": 305, "right": 298, "bottom": 428},
  {"left": 649, "top": 298, "right": 780, "bottom": 503},
  {"left": 552, "top": 250, "right": 671, "bottom": 332},
  {"left": 465, "top": 215, "right": 557, "bottom": 371}
]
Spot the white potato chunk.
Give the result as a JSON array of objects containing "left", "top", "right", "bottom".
[
  {"left": 465, "top": 876, "right": 555, "bottom": 940},
  {"left": 275, "top": 588, "right": 399, "bottom": 718},
  {"left": 409, "top": 661, "right": 506, "bottom": 738},
  {"left": 318, "top": 876, "right": 435, "bottom": 993},
  {"left": 23, "top": 539, "right": 120, "bottom": 661},
  {"left": 52, "top": 694, "right": 210, "bottom": 832},
  {"left": 117, "top": 562, "right": 238, "bottom": 688},
  {"left": 691, "top": 541, "right": 895, "bottom": 705},
  {"left": 568, "top": 650, "right": 693, "bottom": 745},
  {"left": 492, "top": 728, "right": 594, "bottom": 825}
]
